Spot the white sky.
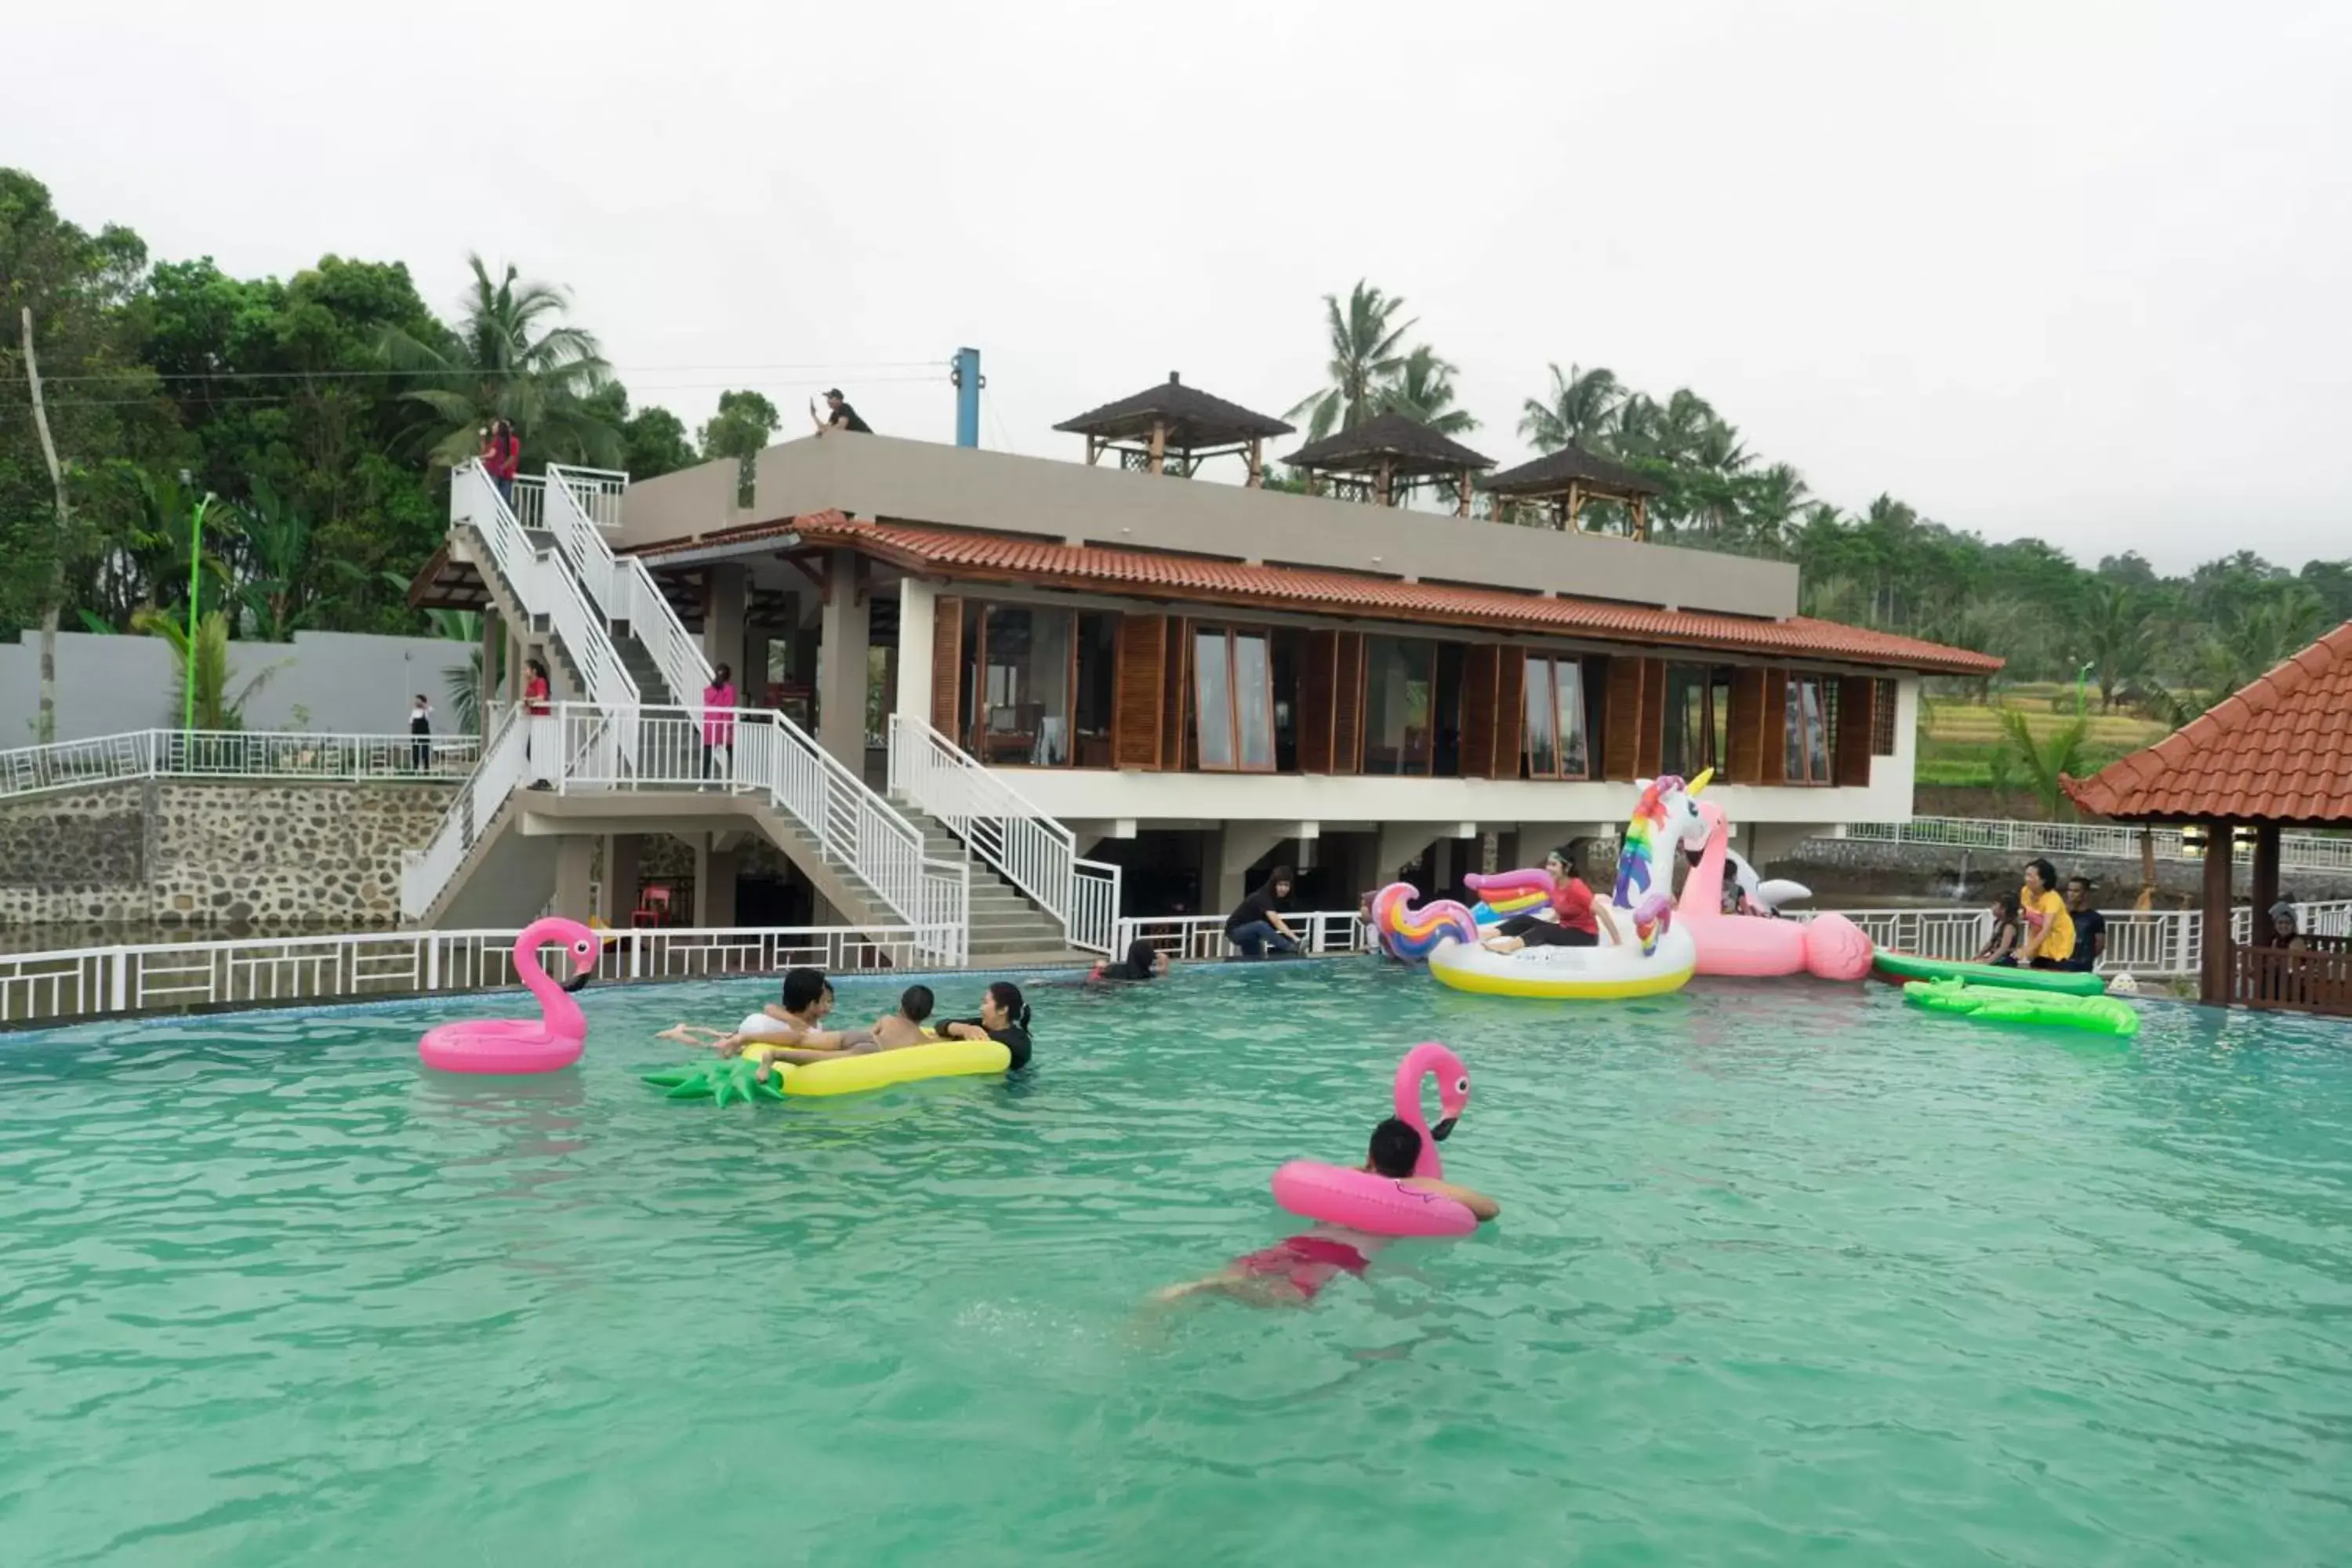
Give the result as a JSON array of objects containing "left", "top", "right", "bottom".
[{"left": 13, "top": 1, "right": 2350, "bottom": 572}]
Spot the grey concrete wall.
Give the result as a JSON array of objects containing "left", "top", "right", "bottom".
[
  {"left": 0, "top": 779, "right": 455, "bottom": 927},
  {"left": 0, "top": 630, "right": 477, "bottom": 744},
  {"left": 619, "top": 434, "right": 1799, "bottom": 620}
]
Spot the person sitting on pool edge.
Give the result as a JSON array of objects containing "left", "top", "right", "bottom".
[
  {"left": 1226, "top": 866, "right": 1303, "bottom": 958},
  {"left": 1153, "top": 1117, "right": 1499, "bottom": 1308},
  {"left": 937, "top": 980, "right": 1035, "bottom": 1069},
  {"left": 1092, "top": 939, "right": 1168, "bottom": 982},
  {"left": 2013, "top": 858, "right": 2077, "bottom": 971},
  {"left": 655, "top": 965, "right": 876, "bottom": 1058},
  {"left": 1482, "top": 844, "right": 1624, "bottom": 953}
]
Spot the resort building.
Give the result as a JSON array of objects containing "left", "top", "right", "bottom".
[{"left": 408, "top": 372, "right": 1999, "bottom": 960}]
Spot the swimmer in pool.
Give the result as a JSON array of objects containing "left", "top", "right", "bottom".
[
  {"left": 655, "top": 966, "right": 876, "bottom": 1059},
  {"left": 1152, "top": 1118, "right": 1499, "bottom": 1308}
]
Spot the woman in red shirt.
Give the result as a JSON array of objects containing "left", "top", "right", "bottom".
[
  {"left": 524, "top": 656, "right": 553, "bottom": 787},
  {"left": 1484, "top": 844, "right": 1622, "bottom": 952},
  {"left": 481, "top": 418, "right": 521, "bottom": 506}
]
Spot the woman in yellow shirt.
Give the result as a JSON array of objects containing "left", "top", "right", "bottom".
[{"left": 2013, "top": 858, "right": 2076, "bottom": 970}]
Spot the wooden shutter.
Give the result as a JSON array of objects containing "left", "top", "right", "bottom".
[
  {"left": 1489, "top": 648, "right": 1526, "bottom": 779},
  {"left": 928, "top": 594, "right": 964, "bottom": 739},
  {"left": 1297, "top": 630, "right": 1338, "bottom": 774},
  {"left": 1163, "top": 618, "right": 1192, "bottom": 771},
  {"left": 1635, "top": 657, "right": 1667, "bottom": 778},
  {"left": 1600, "top": 656, "right": 1645, "bottom": 780},
  {"left": 1329, "top": 632, "right": 1365, "bottom": 775},
  {"left": 1759, "top": 669, "right": 1790, "bottom": 784},
  {"left": 1112, "top": 613, "right": 1167, "bottom": 769},
  {"left": 1461, "top": 644, "right": 1499, "bottom": 777},
  {"left": 1835, "top": 674, "right": 1876, "bottom": 787},
  {"left": 1726, "top": 666, "right": 1766, "bottom": 783}
]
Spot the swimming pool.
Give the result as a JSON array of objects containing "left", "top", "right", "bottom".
[{"left": 4, "top": 964, "right": 2349, "bottom": 1565}]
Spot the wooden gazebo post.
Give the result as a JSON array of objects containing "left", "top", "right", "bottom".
[
  {"left": 1247, "top": 437, "right": 1265, "bottom": 488},
  {"left": 2200, "top": 818, "right": 2233, "bottom": 1005},
  {"left": 2250, "top": 825, "right": 2281, "bottom": 946},
  {"left": 1147, "top": 419, "right": 1167, "bottom": 476}
]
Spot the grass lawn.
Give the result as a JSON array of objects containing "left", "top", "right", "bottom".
[{"left": 1914, "top": 685, "right": 2171, "bottom": 790}]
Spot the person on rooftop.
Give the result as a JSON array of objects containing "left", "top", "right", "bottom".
[{"left": 811, "top": 388, "right": 872, "bottom": 437}]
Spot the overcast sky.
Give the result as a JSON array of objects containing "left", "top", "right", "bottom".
[{"left": 13, "top": 1, "right": 2350, "bottom": 572}]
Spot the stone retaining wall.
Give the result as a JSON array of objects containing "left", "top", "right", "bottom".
[{"left": 0, "top": 780, "right": 455, "bottom": 927}]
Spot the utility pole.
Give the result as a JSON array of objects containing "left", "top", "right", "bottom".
[
  {"left": 951, "top": 347, "right": 982, "bottom": 448},
  {"left": 20, "top": 307, "right": 71, "bottom": 746}
]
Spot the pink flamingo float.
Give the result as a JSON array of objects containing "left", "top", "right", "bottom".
[
  {"left": 1270, "top": 1042, "right": 1477, "bottom": 1237},
  {"left": 1675, "top": 799, "right": 1873, "bottom": 980},
  {"left": 418, "top": 916, "right": 602, "bottom": 1074}
]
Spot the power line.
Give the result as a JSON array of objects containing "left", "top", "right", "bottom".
[
  {"left": 2, "top": 370, "right": 949, "bottom": 412},
  {"left": 24, "top": 358, "right": 945, "bottom": 385}
]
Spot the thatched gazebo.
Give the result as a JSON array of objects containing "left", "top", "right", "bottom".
[
  {"left": 1281, "top": 412, "right": 1494, "bottom": 516},
  {"left": 2062, "top": 619, "right": 2352, "bottom": 1017},
  {"left": 1054, "top": 372, "right": 1294, "bottom": 486},
  {"left": 1483, "top": 443, "right": 1665, "bottom": 539}
]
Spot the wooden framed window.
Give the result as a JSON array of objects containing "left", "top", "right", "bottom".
[
  {"left": 1362, "top": 635, "right": 1439, "bottom": 776},
  {"left": 1784, "top": 673, "right": 1835, "bottom": 785},
  {"left": 949, "top": 601, "right": 1116, "bottom": 767},
  {"left": 1523, "top": 655, "right": 1592, "bottom": 780},
  {"left": 1871, "top": 677, "right": 1900, "bottom": 757},
  {"left": 1663, "top": 664, "right": 1733, "bottom": 779},
  {"left": 1190, "top": 625, "right": 1276, "bottom": 773}
]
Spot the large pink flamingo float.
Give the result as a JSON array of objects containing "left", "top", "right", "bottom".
[
  {"left": 1675, "top": 799, "right": 1873, "bottom": 980},
  {"left": 1270, "top": 1042, "right": 1477, "bottom": 1237},
  {"left": 418, "top": 916, "right": 602, "bottom": 1074}
]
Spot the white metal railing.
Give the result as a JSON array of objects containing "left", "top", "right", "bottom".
[
  {"left": 401, "top": 704, "right": 527, "bottom": 919},
  {"left": 545, "top": 463, "right": 712, "bottom": 706},
  {"left": 1114, "top": 910, "right": 1374, "bottom": 963},
  {"left": 0, "top": 728, "right": 479, "bottom": 802},
  {"left": 545, "top": 703, "right": 968, "bottom": 964},
  {"left": 1841, "top": 816, "right": 2352, "bottom": 873},
  {"left": 0, "top": 922, "right": 965, "bottom": 1029},
  {"left": 887, "top": 713, "right": 1122, "bottom": 955},
  {"left": 452, "top": 463, "right": 637, "bottom": 713}
]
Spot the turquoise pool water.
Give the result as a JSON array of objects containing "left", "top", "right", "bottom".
[{"left": 3, "top": 964, "right": 2350, "bottom": 1566}]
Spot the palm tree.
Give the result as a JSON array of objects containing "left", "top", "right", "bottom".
[
  {"left": 1378, "top": 346, "right": 1477, "bottom": 436},
  {"left": 1287, "top": 281, "right": 1417, "bottom": 442},
  {"left": 2079, "top": 580, "right": 2150, "bottom": 711},
  {"left": 133, "top": 607, "right": 283, "bottom": 729},
  {"left": 379, "top": 254, "right": 620, "bottom": 469},
  {"left": 1733, "top": 463, "right": 1809, "bottom": 555},
  {"left": 1518, "top": 363, "right": 1622, "bottom": 452},
  {"left": 426, "top": 608, "right": 485, "bottom": 734},
  {"left": 1997, "top": 706, "right": 2092, "bottom": 821}
]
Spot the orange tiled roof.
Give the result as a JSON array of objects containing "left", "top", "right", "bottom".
[
  {"left": 733, "top": 511, "right": 2000, "bottom": 676},
  {"left": 2062, "top": 619, "right": 2352, "bottom": 825}
]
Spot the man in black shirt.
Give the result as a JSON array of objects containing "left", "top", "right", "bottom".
[
  {"left": 2063, "top": 877, "right": 2107, "bottom": 973},
  {"left": 812, "top": 388, "right": 873, "bottom": 436}
]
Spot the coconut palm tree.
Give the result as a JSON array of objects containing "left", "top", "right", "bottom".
[
  {"left": 379, "top": 254, "right": 620, "bottom": 469},
  {"left": 1287, "top": 280, "right": 1417, "bottom": 443},
  {"left": 1518, "top": 363, "right": 1622, "bottom": 452},
  {"left": 1378, "top": 345, "right": 1478, "bottom": 436},
  {"left": 2079, "top": 579, "right": 2151, "bottom": 712}
]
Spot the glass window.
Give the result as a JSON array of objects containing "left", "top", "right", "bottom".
[
  {"left": 1363, "top": 637, "right": 1436, "bottom": 775},
  {"left": 955, "top": 603, "right": 1078, "bottom": 764},
  {"left": 1785, "top": 673, "right": 1832, "bottom": 783},
  {"left": 1072, "top": 613, "right": 1116, "bottom": 768},
  {"left": 1664, "top": 664, "right": 1731, "bottom": 779},
  {"left": 1523, "top": 656, "right": 1591, "bottom": 779},
  {"left": 1189, "top": 626, "right": 1275, "bottom": 773}
]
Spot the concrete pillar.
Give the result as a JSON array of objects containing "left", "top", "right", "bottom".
[
  {"left": 1374, "top": 822, "right": 1472, "bottom": 891},
  {"left": 695, "top": 833, "right": 739, "bottom": 928},
  {"left": 504, "top": 622, "right": 525, "bottom": 706},
  {"left": 816, "top": 549, "right": 871, "bottom": 768},
  {"left": 896, "top": 577, "right": 938, "bottom": 722},
  {"left": 703, "top": 564, "right": 749, "bottom": 695},
  {"left": 604, "top": 833, "right": 641, "bottom": 924},
  {"left": 554, "top": 836, "right": 595, "bottom": 920}
]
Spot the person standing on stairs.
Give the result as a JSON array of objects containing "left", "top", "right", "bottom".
[
  {"left": 702, "top": 663, "right": 739, "bottom": 787},
  {"left": 524, "top": 657, "right": 554, "bottom": 789},
  {"left": 481, "top": 418, "right": 521, "bottom": 506}
]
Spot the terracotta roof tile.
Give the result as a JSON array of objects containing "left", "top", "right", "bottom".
[
  {"left": 748, "top": 512, "right": 2002, "bottom": 677},
  {"left": 2062, "top": 619, "right": 2352, "bottom": 825}
]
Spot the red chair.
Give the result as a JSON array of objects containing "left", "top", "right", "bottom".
[{"left": 632, "top": 884, "right": 675, "bottom": 928}]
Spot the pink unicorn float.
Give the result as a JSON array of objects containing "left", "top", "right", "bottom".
[
  {"left": 417, "top": 917, "right": 603, "bottom": 1074},
  {"left": 1674, "top": 798, "right": 1872, "bottom": 980}
]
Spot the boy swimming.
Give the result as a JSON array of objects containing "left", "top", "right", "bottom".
[
  {"left": 655, "top": 966, "right": 876, "bottom": 1058},
  {"left": 1152, "top": 1118, "right": 1498, "bottom": 1308}
]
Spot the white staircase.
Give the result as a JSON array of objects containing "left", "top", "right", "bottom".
[{"left": 400, "top": 463, "right": 970, "bottom": 963}]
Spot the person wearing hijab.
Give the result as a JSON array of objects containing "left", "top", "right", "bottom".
[{"left": 1093, "top": 939, "right": 1169, "bottom": 982}]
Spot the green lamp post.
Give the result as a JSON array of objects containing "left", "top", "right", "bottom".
[{"left": 179, "top": 470, "right": 216, "bottom": 736}]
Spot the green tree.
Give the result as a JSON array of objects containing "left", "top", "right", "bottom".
[
  {"left": 697, "top": 388, "right": 782, "bottom": 503},
  {"left": 132, "top": 606, "right": 281, "bottom": 729},
  {"left": 1996, "top": 706, "right": 2092, "bottom": 821},
  {"left": 1377, "top": 345, "right": 1476, "bottom": 437},
  {"left": 1517, "top": 362, "right": 1622, "bottom": 452},
  {"left": 2078, "top": 579, "right": 2150, "bottom": 711},
  {"left": 581, "top": 382, "right": 697, "bottom": 480},
  {"left": 378, "top": 253, "right": 619, "bottom": 469},
  {"left": 1287, "top": 280, "right": 1416, "bottom": 442}
]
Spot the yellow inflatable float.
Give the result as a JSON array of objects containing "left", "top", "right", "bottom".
[{"left": 739, "top": 1036, "right": 1010, "bottom": 1097}]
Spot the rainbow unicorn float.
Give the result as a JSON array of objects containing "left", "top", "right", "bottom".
[
  {"left": 1383, "top": 775, "right": 1711, "bottom": 1000},
  {"left": 1674, "top": 797, "right": 1874, "bottom": 979}
]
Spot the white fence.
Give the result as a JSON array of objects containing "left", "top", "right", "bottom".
[
  {"left": 0, "top": 727, "right": 480, "bottom": 802},
  {"left": 1841, "top": 816, "right": 2352, "bottom": 873},
  {"left": 888, "top": 714, "right": 1122, "bottom": 955},
  {"left": 0, "top": 923, "right": 964, "bottom": 1029}
]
